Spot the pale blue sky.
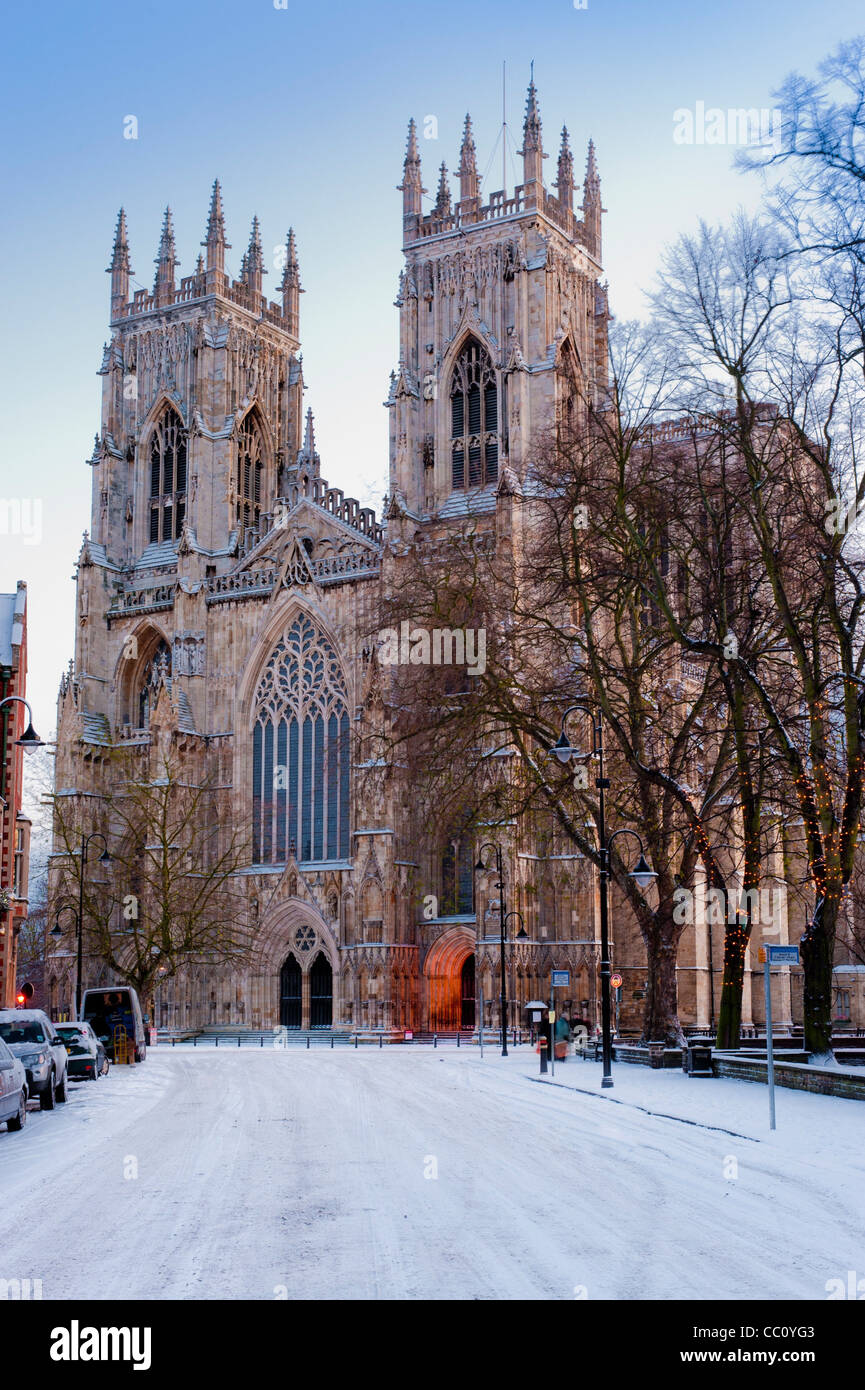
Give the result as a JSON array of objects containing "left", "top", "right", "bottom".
[{"left": 1, "top": 0, "right": 862, "bottom": 731}]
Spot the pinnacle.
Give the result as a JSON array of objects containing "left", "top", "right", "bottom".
[
  {"left": 204, "top": 178, "right": 229, "bottom": 247},
  {"left": 247, "top": 215, "right": 265, "bottom": 273},
  {"left": 405, "top": 117, "right": 420, "bottom": 164},
  {"left": 435, "top": 162, "right": 452, "bottom": 214},
  {"left": 459, "top": 113, "right": 477, "bottom": 173},
  {"left": 585, "top": 138, "right": 599, "bottom": 183}
]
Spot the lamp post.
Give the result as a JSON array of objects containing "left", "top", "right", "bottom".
[
  {"left": 50, "top": 831, "right": 111, "bottom": 1018},
  {"left": 0, "top": 697, "right": 43, "bottom": 999},
  {"left": 475, "top": 843, "right": 526, "bottom": 1056},
  {"left": 549, "top": 702, "right": 656, "bottom": 1089},
  {"left": 503, "top": 909, "right": 528, "bottom": 1044}
]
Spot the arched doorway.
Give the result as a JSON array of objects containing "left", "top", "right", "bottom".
[
  {"left": 310, "top": 952, "right": 333, "bottom": 1028},
  {"left": 460, "top": 955, "right": 475, "bottom": 1028},
  {"left": 424, "top": 925, "right": 477, "bottom": 1031},
  {"left": 280, "top": 955, "right": 302, "bottom": 1028}
]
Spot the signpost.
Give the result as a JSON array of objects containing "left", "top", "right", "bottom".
[
  {"left": 550, "top": 972, "right": 570, "bottom": 1076},
  {"left": 758, "top": 944, "right": 800, "bottom": 1130}
]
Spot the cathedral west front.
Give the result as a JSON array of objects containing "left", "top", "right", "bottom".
[{"left": 48, "top": 85, "right": 646, "bottom": 1037}]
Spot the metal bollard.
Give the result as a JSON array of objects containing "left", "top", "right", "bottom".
[
  {"left": 331, "top": 1034, "right": 334, "bottom": 1049},
  {"left": 193, "top": 1035, "right": 196, "bottom": 1047},
  {"left": 238, "top": 1035, "right": 241, "bottom": 1048},
  {"left": 355, "top": 1033, "right": 358, "bottom": 1049},
  {"left": 215, "top": 1035, "right": 218, "bottom": 1047},
  {"left": 306, "top": 1035, "right": 310, "bottom": 1049},
  {"left": 539, "top": 1036, "right": 548, "bottom": 1075},
  {"left": 433, "top": 1033, "right": 437, "bottom": 1049},
  {"left": 379, "top": 1033, "right": 382, "bottom": 1049},
  {"left": 171, "top": 1036, "right": 175, "bottom": 1047},
  {"left": 457, "top": 1032, "right": 460, "bottom": 1048},
  {"left": 260, "top": 1034, "right": 264, "bottom": 1047}
]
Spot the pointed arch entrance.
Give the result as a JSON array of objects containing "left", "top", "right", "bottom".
[
  {"left": 280, "top": 954, "right": 302, "bottom": 1028},
  {"left": 423, "top": 925, "right": 477, "bottom": 1031},
  {"left": 310, "top": 952, "right": 333, "bottom": 1028}
]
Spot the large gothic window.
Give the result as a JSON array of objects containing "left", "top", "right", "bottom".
[
  {"left": 450, "top": 338, "right": 498, "bottom": 491},
  {"left": 236, "top": 415, "right": 264, "bottom": 543},
  {"left": 137, "top": 638, "right": 171, "bottom": 729},
  {"left": 148, "top": 408, "right": 187, "bottom": 544},
  {"left": 441, "top": 827, "right": 474, "bottom": 915},
  {"left": 252, "top": 615, "right": 350, "bottom": 864}
]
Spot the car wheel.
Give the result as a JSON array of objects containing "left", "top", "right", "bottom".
[
  {"left": 40, "top": 1074, "right": 56, "bottom": 1110},
  {"left": 56, "top": 1070, "right": 68, "bottom": 1103},
  {"left": 7, "top": 1093, "right": 26, "bottom": 1131}
]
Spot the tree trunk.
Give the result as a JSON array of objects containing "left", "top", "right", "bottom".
[
  {"left": 715, "top": 916, "right": 749, "bottom": 1049},
  {"left": 800, "top": 897, "right": 836, "bottom": 1060},
  {"left": 641, "top": 933, "right": 685, "bottom": 1045}
]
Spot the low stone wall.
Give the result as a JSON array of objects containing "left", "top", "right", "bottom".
[{"left": 712, "top": 1052, "right": 865, "bottom": 1101}]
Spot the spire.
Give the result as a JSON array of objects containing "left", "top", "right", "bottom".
[
  {"left": 153, "top": 207, "right": 178, "bottom": 307},
  {"left": 297, "top": 407, "right": 320, "bottom": 474},
  {"left": 398, "top": 118, "right": 425, "bottom": 221},
  {"left": 519, "top": 73, "right": 546, "bottom": 202},
  {"left": 585, "top": 138, "right": 600, "bottom": 192},
  {"left": 582, "top": 139, "right": 603, "bottom": 259},
  {"left": 107, "top": 208, "right": 132, "bottom": 317},
  {"left": 279, "top": 228, "right": 302, "bottom": 334},
  {"left": 244, "top": 215, "right": 265, "bottom": 299},
  {"left": 458, "top": 113, "right": 479, "bottom": 203},
  {"left": 202, "top": 178, "right": 229, "bottom": 287},
  {"left": 555, "top": 125, "right": 575, "bottom": 210},
  {"left": 434, "top": 162, "right": 452, "bottom": 217}
]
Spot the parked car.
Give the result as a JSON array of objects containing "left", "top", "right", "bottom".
[
  {"left": 55, "top": 1021, "right": 109, "bottom": 1081},
  {"left": 80, "top": 987, "right": 146, "bottom": 1062},
  {"left": 0, "top": 1009, "right": 68, "bottom": 1109},
  {"left": 0, "top": 1036, "right": 28, "bottom": 1131}
]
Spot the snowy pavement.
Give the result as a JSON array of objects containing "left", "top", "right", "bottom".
[{"left": 1, "top": 1045, "right": 862, "bottom": 1301}]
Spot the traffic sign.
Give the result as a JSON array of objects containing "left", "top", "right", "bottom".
[
  {"left": 551, "top": 970, "right": 570, "bottom": 988},
  {"left": 768, "top": 945, "right": 800, "bottom": 964},
  {"left": 610, "top": 972, "right": 623, "bottom": 989}
]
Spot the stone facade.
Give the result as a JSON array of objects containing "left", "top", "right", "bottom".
[{"left": 47, "top": 86, "right": 863, "bottom": 1036}]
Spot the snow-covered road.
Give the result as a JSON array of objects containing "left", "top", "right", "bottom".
[{"left": 1, "top": 1046, "right": 862, "bottom": 1300}]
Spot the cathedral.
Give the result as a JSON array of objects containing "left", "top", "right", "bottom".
[{"left": 50, "top": 83, "right": 766, "bottom": 1037}]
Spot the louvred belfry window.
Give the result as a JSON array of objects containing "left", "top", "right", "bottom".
[
  {"left": 450, "top": 338, "right": 499, "bottom": 491},
  {"left": 252, "top": 615, "right": 350, "bottom": 865},
  {"left": 236, "top": 415, "right": 265, "bottom": 543},
  {"left": 148, "top": 408, "right": 187, "bottom": 544}
]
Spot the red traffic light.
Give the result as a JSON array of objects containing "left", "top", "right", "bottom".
[
  {"left": 15, "top": 981, "right": 34, "bottom": 1008},
  {"left": 15, "top": 992, "right": 26, "bottom": 1007}
]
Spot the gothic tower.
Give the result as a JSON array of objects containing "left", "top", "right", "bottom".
[{"left": 387, "top": 80, "right": 609, "bottom": 520}]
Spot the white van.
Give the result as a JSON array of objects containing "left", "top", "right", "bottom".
[{"left": 79, "top": 987, "right": 147, "bottom": 1063}]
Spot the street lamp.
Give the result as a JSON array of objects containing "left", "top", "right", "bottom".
[
  {"left": 0, "top": 696, "right": 45, "bottom": 756},
  {"left": 475, "top": 841, "right": 523, "bottom": 1057},
  {"left": 50, "top": 831, "right": 112, "bottom": 1017},
  {"left": 548, "top": 701, "right": 657, "bottom": 1088}
]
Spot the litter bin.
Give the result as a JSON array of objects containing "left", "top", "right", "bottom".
[{"left": 685, "top": 1041, "right": 714, "bottom": 1077}]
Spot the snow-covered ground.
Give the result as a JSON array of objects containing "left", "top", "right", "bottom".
[{"left": 1, "top": 1045, "right": 862, "bottom": 1300}]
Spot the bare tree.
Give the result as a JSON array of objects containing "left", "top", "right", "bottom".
[{"left": 48, "top": 749, "right": 252, "bottom": 1022}]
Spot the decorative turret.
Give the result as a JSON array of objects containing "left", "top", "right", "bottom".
[
  {"left": 296, "top": 407, "right": 320, "bottom": 475},
  {"left": 458, "top": 114, "right": 479, "bottom": 204},
  {"left": 520, "top": 76, "right": 546, "bottom": 204},
  {"left": 398, "top": 119, "right": 425, "bottom": 225},
  {"left": 107, "top": 209, "right": 132, "bottom": 318},
  {"left": 555, "top": 126, "right": 575, "bottom": 210},
  {"left": 434, "top": 162, "right": 452, "bottom": 217},
  {"left": 582, "top": 139, "right": 603, "bottom": 259},
  {"left": 153, "top": 207, "right": 178, "bottom": 308},
  {"left": 244, "top": 216, "right": 265, "bottom": 300},
  {"left": 279, "top": 228, "right": 302, "bottom": 335},
  {"left": 202, "top": 178, "right": 229, "bottom": 292}
]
